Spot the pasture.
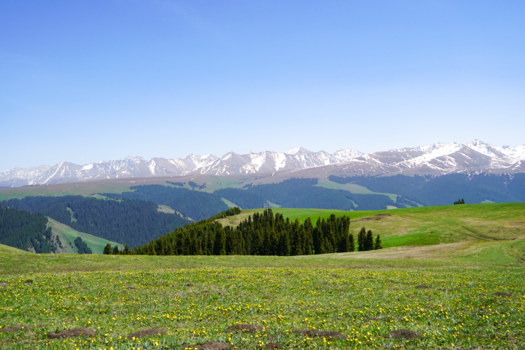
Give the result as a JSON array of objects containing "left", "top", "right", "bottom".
[{"left": 1, "top": 238, "right": 524, "bottom": 349}]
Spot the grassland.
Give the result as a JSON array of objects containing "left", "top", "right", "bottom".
[
  {"left": 1, "top": 203, "right": 525, "bottom": 349},
  {"left": 217, "top": 203, "right": 525, "bottom": 248},
  {"left": 47, "top": 218, "right": 123, "bottom": 254},
  {"left": 316, "top": 179, "right": 399, "bottom": 202},
  {"left": 0, "top": 242, "right": 524, "bottom": 349}
]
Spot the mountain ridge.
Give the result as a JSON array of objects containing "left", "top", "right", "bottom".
[{"left": 1, "top": 140, "right": 524, "bottom": 188}]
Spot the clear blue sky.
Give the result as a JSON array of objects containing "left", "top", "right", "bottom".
[{"left": 1, "top": 1, "right": 524, "bottom": 171}]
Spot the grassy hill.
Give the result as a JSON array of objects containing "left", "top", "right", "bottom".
[
  {"left": 217, "top": 202, "right": 525, "bottom": 248},
  {"left": 47, "top": 218, "right": 123, "bottom": 254},
  {"left": 0, "top": 243, "right": 29, "bottom": 255}
]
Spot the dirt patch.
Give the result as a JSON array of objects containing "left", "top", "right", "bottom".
[
  {"left": 183, "top": 341, "right": 231, "bottom": 350},
  {"left": 265, "top": 343, "right": 282, "bottom": 349},
  {"left": 293, "top": 329, "right": 313, "bottom": 336},
  {"left": 202, "top": 290, "right": 210, "bottom": 294},
  {"left": 293, "top": 329, "right": 348, "bottom": 339},
  {"left": 360, "top": 213, "right": 392, "bottom": 221},
  {"left": 227, "top": 324, "right": 262, "bottom": 332},
  {"left": 331, "top": 274, "right": 341, "bottom": 278},
  {"left": 127, "top": 328, "right": 165, "bottom": 339},
  {"left": 388, "top": 329, "right": 422, "bottom": 339},
  {"left": 185, "top": 283, "right": 193, "bottom": 287},
  {"left": 48, "top": 328, "right": 95, "bottom": 339},
  {"left": 314, "top": 330, "right": 348, "bottom": 339},
  {"left": 494, "top": 292, "right": 512, "bottom": 297},
  {"left": 0, "top": 325, "right": 32, "bottom": 333},
  {"left": 415, "top": 285, "right": 431, "bottom": 289}
]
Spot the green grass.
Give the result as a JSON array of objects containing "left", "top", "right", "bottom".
[
  {"left": 47, "top": 218, "right": 123, "bottom": 254},
  {"left": 1, "top": 203, "right": 525, "bottom": 349},
  {"left": 218, "top": 203, "right": 525, "bottom": 248},
  {"left": 0, "top": 252, "right": 524, "bottom": 349}
]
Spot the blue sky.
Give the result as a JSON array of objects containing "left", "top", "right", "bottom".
[{"left": 1, "top": 1, "right": 524, "bottom": 171}]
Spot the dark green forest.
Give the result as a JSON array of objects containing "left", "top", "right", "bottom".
[
  {"left": 246, "top": 178, "right": 395, "bottom": 210},
  {"left": 102, "top": 185, "right": 228, "bottom": 221},
  {"left": 132, "top": 208, "right": 381, "bottom": 256},
  {"left": 213, "top": 188, "right": 266, "bottom": 209},
  {"left": 329, "top": 173, "right": 525, "bottom": 206},
  {"left": 0, "top": 205, "right": 59, "bottom": 253},
  {"left": 74, "top": 236, "right": 92, "bottom": 254},
  {"left": 2, "top": 196, "right": 190, "bottom": 248}
]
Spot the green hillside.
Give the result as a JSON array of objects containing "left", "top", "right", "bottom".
[
  {"left": 47, "top": 218, "right": 123, "bottom": 254},
  {"left": 0, "top": 243, "right": 30, "bottom": 255},
  {"left": 217, "top": 202, "right": 525, "bottom": 248}
]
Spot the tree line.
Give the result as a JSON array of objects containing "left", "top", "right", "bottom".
[
  {"left": 130, "top": 208, "right": 382, "bottom": 256},
  {"left": 2, "top": 195, "right": 190, "bottom": 248},
  {"left": 0, "top": 205, "right": 59, "bottom": 253}
]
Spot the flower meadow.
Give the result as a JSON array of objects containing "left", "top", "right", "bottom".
[{"left": 0, "top": 267, "right": 524, "bottom": 349}]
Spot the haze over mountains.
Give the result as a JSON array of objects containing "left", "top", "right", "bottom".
[{"left": 1, "top": 140, "right": 524, "bottom": 188}]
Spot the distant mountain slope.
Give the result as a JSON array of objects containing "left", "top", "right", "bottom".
[
  {"left": 0, "top": 205, "right": 59, "bottom": 253},
  {"left": 246, "top": 178, "right": 396, "bottom": 211},
  {"left": 213, "top": 188, "right": 266, "bottom": 209},
  {"left": 330, "top": 173, "right": 525, "bottom": 206},
  {"left": 46, "top": 217, "right": 123, "bottom": 254},
  {"left": 2, "top": 196, "right": 191, "bottom": 248},
  {"left": 102, "top": 185, "right": 229, "bottom": 221}
]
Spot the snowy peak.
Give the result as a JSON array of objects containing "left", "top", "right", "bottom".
[
  {"left": 2, "top": 140, "right": 525, "bottom": 187},
  {"left": 286, "top": 147, "right": 311, "bottom": 155}
]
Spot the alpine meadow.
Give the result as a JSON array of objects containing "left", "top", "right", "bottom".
[{"left": 2, "top": 1, "right": 525, "bottom": 350}]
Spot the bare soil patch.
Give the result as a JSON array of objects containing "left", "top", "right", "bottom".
[
  {"left": 0, "top": 325, "right": 32, "bottom": 332},
  {"left": 265, "top": 343, "right": 282, "bottom": 349},
  {"left": 227, "top": 324, "right": 262, "bottom": 332},
  {"left": 388, "top": 329, "right": 422, "bottom": 339},
  {"left": 183, "top": 341, "right": 231, "bottom": 349},
  {"left": 494, "top": 292, "right": 512, "bottom": 297},
  {"left": 416, "top": 285, "right": 431, "bottom": 289},
  {"left": 127, "top": 328, "right": 165, "bottom": 339},
  {"left": 48, "top": 328, "right": 95, "bottom": 339},
  {"left": 293, "top": 329, "right": 348, "bottom": 339}
]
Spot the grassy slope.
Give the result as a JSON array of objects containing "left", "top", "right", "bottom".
[
  {"left": 47, "top": 218, "right": 123, "bottom": 254},
  {"left": 316, "top": 178, "right": 399, "bottom": 201},
  {"left": 0, "top": 243, "right": 29, "bottom": 255},
  {"left": 217, "top": 203, "right": 525, "bottom": 248}
]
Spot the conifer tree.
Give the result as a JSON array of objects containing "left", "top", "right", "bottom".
[
  {"left": 374, "top": 234, "right": 382, "bottom": 250},
  {"left": 349, "top": 233, "right": 355, "bottom": 252},
  {"left": 113, "top": 245, "right": 120, "bottom": 255},
  {"left": 123, "top": 244, "right": 130, "bottom": 255},
  {"left": 365, "top": 230, "right": 374, "bottom": 251},
  {"left": 103, "top": 243, "right": 112, "bottom": 255},
  {"left": 357, "top": 227, "right": 366, "bottom": 251}
]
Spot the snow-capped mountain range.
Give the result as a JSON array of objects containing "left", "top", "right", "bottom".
[{"left": 1, "top": 140, "right": 524, "bottom": 188}]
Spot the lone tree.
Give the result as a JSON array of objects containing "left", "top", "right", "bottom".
[{"left": 103, "top": 243, "right": 112, "bottom": 255}]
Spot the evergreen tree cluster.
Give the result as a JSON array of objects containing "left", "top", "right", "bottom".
[
  {"left": 131, "top": 208, "right": 382, "bottom": 256},
  {"left": 356, "top": 227, "right": 382, "bottom": 251},
  {"left": 0, "top": 205, "right": 57, "bottom": 253},
  {"left": 102, "top": 185, "right": 228, "bottom": 221},
  {"left": 454, "top": 199, "right": 466, "bottom": 205},
  {"left": 103, "top": 243, "right": 131, "bottom": 255},
  {"left": 74, "top": 237, "right": 92, "bottom": 254},
  {"left": 214, "top": 188, "right": 266, "bottom": 209},
  {"left": 2, "top": 195, "right": 190, "bottom": 248}
]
